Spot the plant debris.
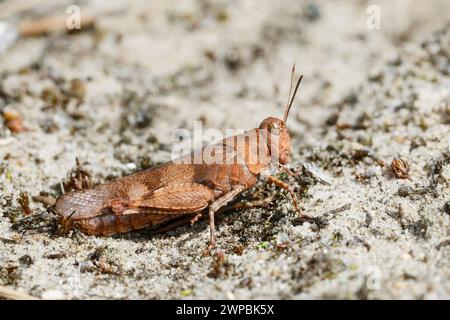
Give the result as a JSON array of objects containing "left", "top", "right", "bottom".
[
  {"left": 18, "top": 192, "right": 32, "bottom": 216},
  {"left": 2, "top": 110, "right": 24, "bottom": 133},
  {"left": 208, "top": 250, "right": 234, "bottom": 279},
  {"left": 391, "top": 158, "right": 410, "bottom": 179},
  {"left": 301, "top": 162, "right": 333, "bottom": 185},
  {"left": 32, "top": 194, "right": 56, "bottom": 207},
  {"left": 62, "top": 158, "right": 92, "bottom": 193}
]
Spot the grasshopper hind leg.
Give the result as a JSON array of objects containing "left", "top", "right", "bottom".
[
  {"left": 208, "top": 207, "right": 217, "bottom": 251},
  {"left": 205, "top": 185, "right": 246, "bottom": 253}
]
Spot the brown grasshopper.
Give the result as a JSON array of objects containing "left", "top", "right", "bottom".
[{"left": 54, "top": 66, "right": 307, "bottom": 250}]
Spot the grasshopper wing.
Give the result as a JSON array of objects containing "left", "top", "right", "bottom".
[{"left": 118, "top": 183, "right": 215, "bottom": 215}]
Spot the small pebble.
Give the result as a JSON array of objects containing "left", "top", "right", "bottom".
[
  {"left": 233, "top": 220, "right": 243, "bottom": 229},
  {"left": 125, "top": 162, "right": 137, "bottom": 171}
]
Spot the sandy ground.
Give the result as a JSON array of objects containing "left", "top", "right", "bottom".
[{"left": 0, "top": 0, "right": 449, "bottom": 299}]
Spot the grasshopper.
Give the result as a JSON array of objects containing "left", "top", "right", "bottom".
[{"left": 54, "top": 66, "right": 307, "bottom": 250}]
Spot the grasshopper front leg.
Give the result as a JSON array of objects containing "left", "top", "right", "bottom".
[{"left": 266, "top": 176, "right": 311, "bottom": 218}]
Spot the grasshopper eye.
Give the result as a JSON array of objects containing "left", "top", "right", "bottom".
[{"left": 269, "top": 123, "right": 280, "bottom": 135}]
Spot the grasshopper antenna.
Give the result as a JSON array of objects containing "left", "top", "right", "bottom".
[{"left": 283, "top": 65, "right": 304, "bottom": 123}]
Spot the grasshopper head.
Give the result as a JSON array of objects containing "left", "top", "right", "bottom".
[
  {"left": 259, "top": 68, "right": 303, "bottom": 165},
  {"left": 259, "top": 117, "right": 291, "bottom": 165}
]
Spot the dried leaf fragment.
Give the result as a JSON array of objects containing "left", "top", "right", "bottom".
[
  {"left": 18, "top": 192, "right": 32, "bottom": 216},
  {"left": 391, "top": 158, "right": 410, "bottom": 179},
  {"left": 69, "top": 78, "right": 86, "bottom": 100},
  {"left": 3, "top": 110, "right": 24, "bottom": 133}
]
